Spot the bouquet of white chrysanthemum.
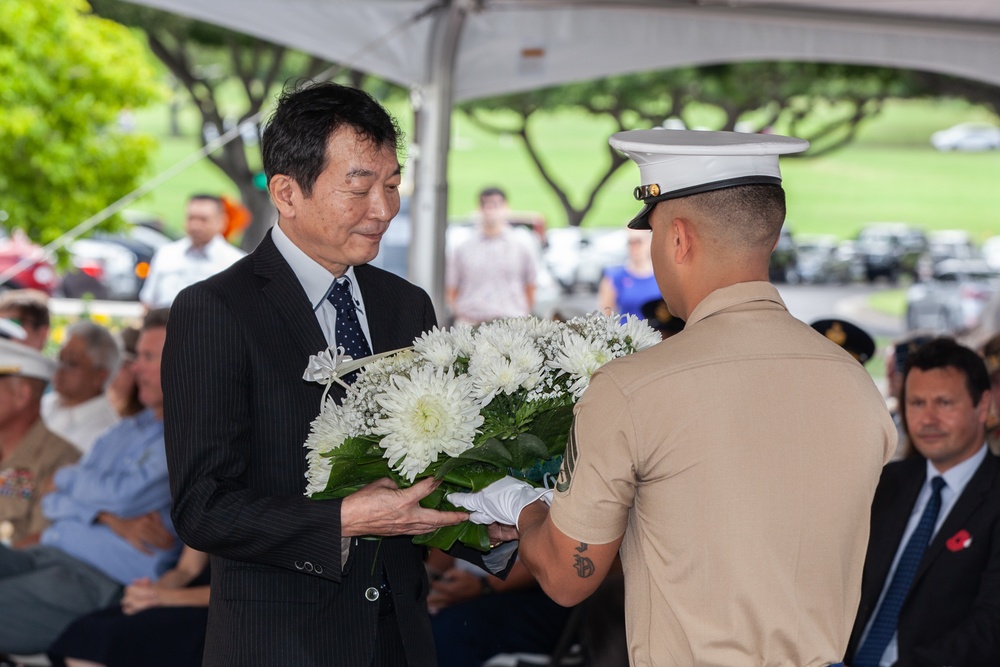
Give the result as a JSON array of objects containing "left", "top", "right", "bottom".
[{"left": 302, "top": 312, "right": 660, "bottom": 551}]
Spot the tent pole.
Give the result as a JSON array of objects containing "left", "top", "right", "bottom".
[{"left": 410, "top": 0, "right": 470, "bottom": 322}]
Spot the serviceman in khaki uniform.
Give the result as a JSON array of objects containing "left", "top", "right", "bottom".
[
  {"left": 451, "top": 129, "right": 897, "bottom": 667},
  {"left": 0, "top": 338, "right": 80, "bottom": 545}
]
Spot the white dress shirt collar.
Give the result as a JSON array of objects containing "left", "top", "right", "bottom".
[{"left": 271, "top": 222, "right": 359, "bottom": 311}]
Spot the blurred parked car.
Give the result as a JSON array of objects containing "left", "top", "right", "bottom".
[
  {"left": 768, "top": 224, "right": 798, "bottom": 284},
  {"left": 794, "top": 234, "right": 853, "bottom": 284},
  {"left": 542, "top": 227, "right": 585, "bottom": 293},
  {"left": 930, "top": 122, "right": 1000, "bottom": 152},
  {"left": 916, "top": 229, "right": 979, "bottom": 280},
  {"left": 0, "top": 227, "right": 58, "bottom": 294},
  {"left": 855, "top": 222, "right": 928, "bottom": 283},
  {"left": 906, "top": 258, "right": 1000, "bottom": 333},
  {"left": 573, "top": 229, "right": 630, "bottom": 293},
  {"left": 59, "top": 214, "right": 178, "bottom": 300},
  {"left": 983, "top": 235, "right": 1000, "bottom": 271}
]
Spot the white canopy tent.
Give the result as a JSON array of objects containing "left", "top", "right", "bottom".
[{"left": 126, "top": 0, "right": 1000, "bottom": 313}]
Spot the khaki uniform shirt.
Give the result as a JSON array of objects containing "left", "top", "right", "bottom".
[
  {"left": 550, "top": 282, "right": 896, "bottom": 667},
  {"left": 0, "top": 420, "right": 80, "bottom": 543}
]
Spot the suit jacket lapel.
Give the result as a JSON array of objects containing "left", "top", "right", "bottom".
[
  {"left": 872, "top": 462, "right": 926, "bottom": 586},
  {"left": 355, "top": 264, "right": 393, "bottom": 354},
  {"left": 915, "top": 451, "right": 997, "bottom": 581},
  {"left": 252, "top": 231, "right": 328, "bottom": 360}
]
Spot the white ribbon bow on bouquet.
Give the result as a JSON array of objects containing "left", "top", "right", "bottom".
[{"left": 302, "top": 346, "right": 409, "bottom": 408}]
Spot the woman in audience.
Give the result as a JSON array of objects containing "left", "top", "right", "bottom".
[{"left": 48, "top": 546, "right": 209, "bottom": 667}]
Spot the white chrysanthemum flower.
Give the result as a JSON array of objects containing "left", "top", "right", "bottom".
[
  {"left": 303, "top": 401, "right": 362, "bottom": 495},
  {"left": 414, "top": 327, "right": 459, "bottom": 368},
  {"left": 619, "top": 314, "right": 662, "bottom": 351},
  {"left": 468, "top": 349, "right": 532, "bottom": 403},
  {"left": 548, "top": 330, "right": 616, "bottom": 397},
  {"left": 373, "top": 365, "right": 483, "bottom": 482},
  {"left": 450, "top": 323, "right": 477, "bottom": 358}
]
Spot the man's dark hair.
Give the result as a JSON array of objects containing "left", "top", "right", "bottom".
[
  {"left": 903, "top": 337, "right": 990, "bottom": 406},
  {"left": 143, "top": 308, "right": 170, "bottom": 332},
  {"left": 479, "top": 187, "right": 507, "bottom": 206},
  {"left": 188, "top": 193, "right": 223, "bottom": 210},
  {"left": 684, "top": 184, "right": 786, "bottom": 250},
  {"left": 261, "top": 81, "right": 401, "bottom": 197},
  {"left": 0, "top": 290, "right": 50, "bottom": 330}
]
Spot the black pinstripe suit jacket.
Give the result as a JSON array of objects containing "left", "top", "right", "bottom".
[{"left": 163, "top": 231, "right": 439, "bottom": 666}]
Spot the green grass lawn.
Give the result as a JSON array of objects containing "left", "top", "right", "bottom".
[{"left": 126, "top": 93, "right": 1000, "bottom": 239}]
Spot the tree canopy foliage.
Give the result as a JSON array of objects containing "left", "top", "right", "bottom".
[
  {"left": 90, "top": 0, "right": 405, "bottom": 249},
  {"left": 460, "top": 62, "right": 939, "bottom": 227},
  {"left": 0, "top": 0, "right": 162, "bottom": 245}
]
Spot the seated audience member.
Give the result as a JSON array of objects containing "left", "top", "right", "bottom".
[
  {"left": 0, "top": 289, "right": 50, "bottom": 351},
  {"left": 0, "top": 340, "right": 80, "bottom": 545},
  {"left": 49, "top": 545, "right": 210, "bottom": 667},
  {"left": 641, "top": 297, "right": 684, "bottom": 340},
  {"left": 42, "top": 321, "right": 121, "bottom": 454},
  {"left": 979, "top": 331, "right": 1000, "bottom": 456},
  {"left": 427, "top": 549, "right": 574, "bottom": 666},
  {"left": 0, "top": 309, "right": 180, "bottom": 656},
  {"left": 847, "top": 337, "right": 1000, "bottom": 667},
  {"left": 106, "top": 326, "right": 142, "bottom": 418}
]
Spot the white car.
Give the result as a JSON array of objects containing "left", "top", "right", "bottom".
[{"left": 930, "top": 122, "right": 1000, "bottom": 152}]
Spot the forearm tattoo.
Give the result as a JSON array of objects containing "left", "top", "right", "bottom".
[{"left": 573, "top": 542, "right": 595, "bottom": 578}]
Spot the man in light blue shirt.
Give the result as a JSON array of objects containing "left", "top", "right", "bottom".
[{"left": 0, "top": 309, "right": 180, "bottom": 655}]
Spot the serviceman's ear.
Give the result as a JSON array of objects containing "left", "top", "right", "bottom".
[
  {"left": 268, "top": 174, "right": 299, "bottom": 219},
  {"left": 673, "top": 217, "right": 693, "bottom": 264}
]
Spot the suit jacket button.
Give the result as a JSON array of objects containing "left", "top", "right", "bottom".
[
  {"left": 303, "top": 561, "right": 314, "bottom": 572},
  {"left": 365, "top": 587, "right": 380, "bottom": 602},
  {"left": 314, "top": 564, "right": 324, "bottom": 574},
  {"left": 294, "top": 561, "right": 304, "bottom": 570}
]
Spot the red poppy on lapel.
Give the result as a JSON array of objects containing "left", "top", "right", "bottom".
[{"left": 946, "top": 529, "right": 972, "bottom": 552}]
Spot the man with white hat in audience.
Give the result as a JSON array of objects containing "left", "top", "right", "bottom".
[
  {"left": 451, "top": 129, "right": 896, "bottom": 666},
  {"left": 0, "top": 339, "right": 80, "bottom": 546}
]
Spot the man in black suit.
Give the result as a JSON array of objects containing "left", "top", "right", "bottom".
[
  {"left": 162, "top": 82, "right": 476, "bottom": 667},
  {"left": 847, "top": 337, "right": 1000, "bottom": 667}
]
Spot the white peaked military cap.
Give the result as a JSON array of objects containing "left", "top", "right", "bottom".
[
  {"left": 609, "top": 129, "right": 809, "bottom": 229},
  {"left": 0, "top": 318, "right": 27, "bottom": 341},
  {"left": 0, "top": 337, "right": 56, "bottom": 382}
]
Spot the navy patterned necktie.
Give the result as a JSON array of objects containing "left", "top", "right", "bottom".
[
  {"left": 327, "top": 277, "right": 372, "bottom": 366},
  {"left": 853, "top": 476, "right": 947, "bottom": 667}
]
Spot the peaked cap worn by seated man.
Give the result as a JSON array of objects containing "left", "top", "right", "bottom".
[{"left": 811, "top": 318, "right": 876, "bottom": 365}]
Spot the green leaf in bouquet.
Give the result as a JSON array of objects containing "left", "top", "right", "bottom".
[
  {"left": 412, "top": 520, "right": 490, "bottom": 552},
  {"left": 436, "top": 460, "right": 506, "bottom": 491},
  {"left": 526, "top": 404, "right": 576, "bottom": 456},
  {"left": 310, "top": 454, "right": 391, "bottom": 499},
  {"left": 507, "top": 433, "right": 549, "bottom": 470},
  {"left": 450, "top": 438, "right": 515, "bottom": 469}
]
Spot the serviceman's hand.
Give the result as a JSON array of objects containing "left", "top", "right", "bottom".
[
  {"left": 341, "top": 477, "right": 469, "bottom": 538},
  {"left": 98, "top": 511, "right": 175, "bottom": 554},
  {"left": 448, "top": 476, "right": 552, "bottom": 529}
]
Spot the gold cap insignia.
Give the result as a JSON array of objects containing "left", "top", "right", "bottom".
[{"left": 824, "top": 323, "right": 847, "bottom": 346}]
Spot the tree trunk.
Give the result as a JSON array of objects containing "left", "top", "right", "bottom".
[{"left": 241, "top": 186, "right": 275, "bottom": 251}]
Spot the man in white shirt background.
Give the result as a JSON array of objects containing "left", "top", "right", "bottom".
[
  {"left": 139, "top": 194, "right": 246, "bottom": 309},
  {"left": 42, "top": 321, "right": 121, "bottom": 455}
]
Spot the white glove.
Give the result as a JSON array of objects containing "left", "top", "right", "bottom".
[{"left": 448, "top": 476, "right": 553, "bottom": 529}]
